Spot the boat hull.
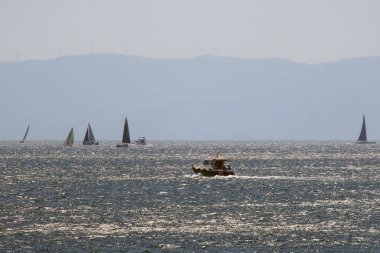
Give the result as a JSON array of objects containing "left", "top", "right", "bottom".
[
  {"left": 83, "top": 141, "right": 99, "bottom": 145},
  {"left": 356, "top": 141, "right": 376, "bottom": 144},
  {"left": 116, "top": 143, "right": 129, "bottom": 147},
  {"left": 192, "top": 165, "right": 235, "bottom": 177}
]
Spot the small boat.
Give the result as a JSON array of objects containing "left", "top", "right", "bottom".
[
  {"left": 116, "top": 117, "right": 130, "bottom": 147},
  {"left": 134, "top": 137, "right": 147, "bottom": 145},
  {"left": 356, "top": 115, "right": 376, "bottom": 144},
  {"left": 64, "top": 128, "right": 74, "bottom": 146},
  {"left": 20, "top": 125, "right": 30, "bottom": 143},
  {"left": 192, "top": 153, "right": 235, "bottom": 177},
  {"left": 83, "top": 123, "right": 99, "bottom": 145}
]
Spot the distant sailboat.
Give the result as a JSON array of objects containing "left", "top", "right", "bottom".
[
  {"left": 356, "top": 115, "right": 376, "bottom": 144},
  {"left": 116, "top": 117, "right": 130, "bottom": 147},
  {"left": 83, "top": 123, "right": 99, "bottom": 145},
  {"left": 20, "top": 125, "right": 30, "bottom": 143},
  {"left": 64, "top": 128, "right": 74, "bottom": 146}
]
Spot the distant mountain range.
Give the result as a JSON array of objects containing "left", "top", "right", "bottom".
[{"left": 1, "top": 53, "right": 380, "bottom": 140}]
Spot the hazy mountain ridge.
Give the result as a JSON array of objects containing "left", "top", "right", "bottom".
[{"left": 1, "top": 54, "right": 379, "bottom": 140}]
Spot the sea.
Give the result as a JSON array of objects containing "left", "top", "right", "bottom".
[{"left": 1, "top": 141, "right": 379, "bottom": 252}]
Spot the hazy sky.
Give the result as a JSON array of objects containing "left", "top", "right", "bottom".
[{"left": 1, "top": 0, "right": 380, "bottom": 63}]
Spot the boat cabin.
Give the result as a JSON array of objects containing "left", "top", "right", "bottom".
[
  {"left": 203, "top": 158, "right": 231, "bottom": 169},
  {"left": 135, "top": 137, "right": 147, "bottom": 145},
  {"left": 193, "top": 153, "right": 235, "bottom": 176}
]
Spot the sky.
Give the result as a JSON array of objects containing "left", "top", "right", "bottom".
[{"left": 1, "top": 0, "right": 380, "bottom": 63}]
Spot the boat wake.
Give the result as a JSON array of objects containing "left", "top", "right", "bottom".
[
  {"left": 231, "top": 175, "right": 346, "bottom": 181},
  {"left": 184, "top": 174, "right": 347, "bottom": 181}
]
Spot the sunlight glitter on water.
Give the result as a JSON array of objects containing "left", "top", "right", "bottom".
[{"left": 1, "top": 141, "right": 380, "bottom": 252}]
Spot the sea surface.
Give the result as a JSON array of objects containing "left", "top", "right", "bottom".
[{"left": 1, "top": 141, "right": 380, "bottom": 252}]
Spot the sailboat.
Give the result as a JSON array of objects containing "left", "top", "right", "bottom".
[
  {"left": 356, "top": 115, "right": 376, "bottom": 144},
  {"left": 64, "top": 128, "right": 74, "bottom": 147},
  {"left": 116, "top": 117, "right": 130, "bottom": 147},
  {"left": 20, "top": 125, "right": 30, "bottom": 143},
  {"left": 83, "top": 123, "right": 99, "bottom": 145}
]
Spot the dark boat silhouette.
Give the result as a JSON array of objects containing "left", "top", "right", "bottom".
[
  {"left": 356, "top": 115, "right": 375, "bottom": 144},
  {"left": 20, "top": 125, "right": 30, "bottom": 143},
  {"left": 192, "top": 153, "right": 235, "bottom": 177},
  {"left": 116, "top": 117, "right": 130, "bottom": 147},
  {"left": 83, "top": 123, "right": 99, "bottom": 145}
]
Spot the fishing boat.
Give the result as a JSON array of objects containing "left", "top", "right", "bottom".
[
  {"left": 64, "top": 128, "right": 74, "bottom": 147},
  {"left": 356, "top": 115, "right": 376, "bottom": 144},
  {"left": 134, "top": 137, "right": 147, "bottom": 145},
  {"left": 192, "top": 153, "right": 235, "bottom": 177},
  {"left": 116, "top": 117, "right": 130, "bottom": 147},
  {"left": 20, "top": 125, "right": 30, "bottom": 143},
  {"left": 83, "top": 123, "right": 99, "bottom": 145}
]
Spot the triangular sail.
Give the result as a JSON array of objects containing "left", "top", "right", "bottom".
[
  {"left": 88, "top": 124, "right": 95, "bottom": 142},
  {"left": 83, "top": 123, "right": 98, "bottom": 145},
  {"left": 358, "top": 115, "right": 367, "bottom": 141},
  {"left": 20, "top": 125, "right": 30, "bottom": 143},
  {"left": 122, "top": 117, "right": 131, "bottom": 144},
  {"left": 83, "top": 128, "right": 89, "bottom": 143},
  {"left": 64, "top": 128, "right": 74, "bottom": 146},
  {"left": 68, "top": 129, "right": 74, "bottom": 146}
]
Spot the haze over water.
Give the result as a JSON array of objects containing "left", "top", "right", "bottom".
[{"left": 1, "top": 141, "right": 379, "bottom": 252}]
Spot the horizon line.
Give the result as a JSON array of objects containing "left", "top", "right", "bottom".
[
  {"left": 1, "top": 52, "right": 380, "bottom": 66},
  {"left": 0, "top": 139, "right": 366, "bottom": 142}
]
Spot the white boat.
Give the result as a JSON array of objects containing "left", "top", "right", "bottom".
[
  {"left": 356, "top": 115, "right": 376, "bottom": 144},
  {"left": 20, "top": 125, "right": 30, "bottom": 143},
  {"left": 64, "top": 128, "right": 74, "bottom": 147},
  {"left": 83, "top": 123, "right": 99, "bottom": 145},
  {"left": 134, "top": 137, "right": 147, "bottom": 145},
  {"left": 116, "top": 117, "right": 130, "bottom": 147}
]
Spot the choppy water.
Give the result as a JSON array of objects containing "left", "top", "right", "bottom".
[{"left": 1, "top": 141, "right": 380, "bottom": 252}]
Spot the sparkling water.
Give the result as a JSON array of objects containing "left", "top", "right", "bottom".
[{"left": 1, "top": 141, "right": 379, "bottom": 252}]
